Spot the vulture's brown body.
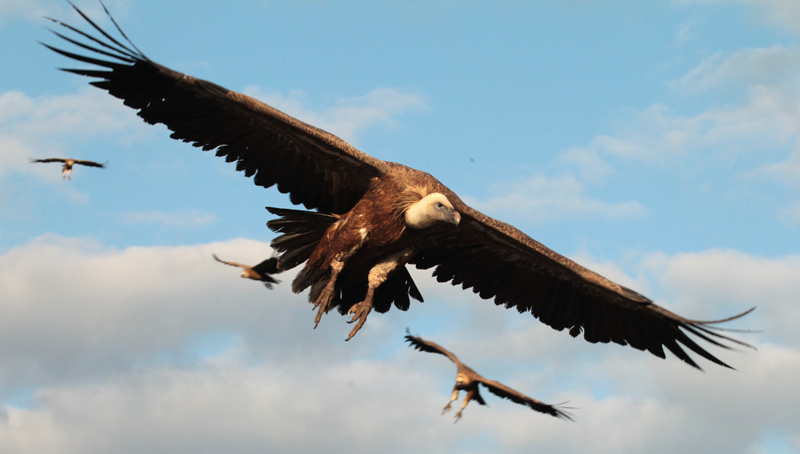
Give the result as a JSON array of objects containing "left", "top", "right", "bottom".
[{"left": 44, "top": 4, "right": 753, "bottom": 366}]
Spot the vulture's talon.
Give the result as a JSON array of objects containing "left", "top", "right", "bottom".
[{"left": 344, "top": 301, "right": 372, "bottom": 340}]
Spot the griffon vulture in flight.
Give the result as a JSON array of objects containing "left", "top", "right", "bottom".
[
  {"left": 30, "top": 157, "right": 106, "bottom": 179},
  {"left": 212, "top": 254, "right": 280, "bottom": 289},
  {"left": 405, "top": 330, "right": 573, "bottom": 422},
  {"left": 43, "top": 3, "right": 753, "bottom": 368}
]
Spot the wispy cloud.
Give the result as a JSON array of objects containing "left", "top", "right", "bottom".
[
  {"left": 0, "top": 88, "right": 150, "bottom": 177},
  {"left": 0, "top": 88, "right": 147, "bottom": 141},
  {"left": 560, "top": 46, "right": 800, "bottom": 175},
  {"left": 670, "top": 44, "right": 800, "bottom": 95},
  {"left": 468, "top": 174, "right": 646, "bottom": 224},
  {"left": 122, "top": 209, "right": 219, "bottom": 229},
  {"left": 244, "top": 86, "right": 429, "bottom": 144},
  {"left": 680, "top": 0, "right": 800, "bottom": 36}
]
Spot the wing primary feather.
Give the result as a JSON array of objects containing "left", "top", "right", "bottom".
[
  {"left": 65, "top": 1, "right": 143, "bottom": 59},
  {"left": 45, "top": 28, "right": 134, "bottom": 62},
  {"left": 98, "top": 0, "right": 148, "bottom": 58},
  {"left": 43, "top": 16, "right": 137, "bottom": 61}
]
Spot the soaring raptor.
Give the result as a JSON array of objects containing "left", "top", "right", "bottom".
[
  {"left": 405, "top": 330, "right": 573, "bottom": 422},
  {"left": 30, "top": 157, "right": 106, "bottom": 179},
  {"left": 212, "top": 254, "right": 280, "bottom": 289},
  {"left": 43, "top": 3, "right": 753, "bottom": 368}
]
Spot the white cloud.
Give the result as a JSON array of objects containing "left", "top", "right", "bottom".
[
  {"left": 755, "top": 146, "right": 800, "bottom": 186},
  {"left": 566, "top": 45, "right": 800, "bottom": 170},
  {"left": 671, "top": 45, "right": 800, "bottom": 95},
  {"left": 0, "top": 236, "right": 798, "bottom": 454},
  {"left": 467, "top": 174, "right": 646, "bottom": 224},
  {"left": 673, "top": 17, "right": 697, "bottom": 47},
  {"left": 558, "top": 146, "right": 615, "bottom": 184},
  {"left": 643, "top": 248, "right": 800, "bottom": 345},
  {"left": 591, "top": 88, "right": 800, "bottom": 161},
  {"left": 244, "top": 86, "right": 429, "bottom": 144},
  {"left": 122, "top": 209, "right": 219, "bottom": 229},
  {"left": 0, "top": 88, "right": 150, "bottom": 178},
  {"left": 680, "top": 0, "right": 800, "bottom": 36},
  {"left": 0, "top": 88, "right": 146, "bottom": 142}
]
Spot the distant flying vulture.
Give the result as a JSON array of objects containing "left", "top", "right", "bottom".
[
  {"left": 212, "top": 254, "right": 280, "bottom": 289},
  {"left": 405, "top": 330, "right": 573, "bottom": 422},
  {"left": 44, "top": 4, "right": 753, "bottom": 367},
  {"left": 30, "top": 157, "right": 106, "bottom": 179}
]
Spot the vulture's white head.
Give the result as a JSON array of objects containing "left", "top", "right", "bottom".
[{"left": 404, "top": 193, "right": 461, "bottom": 229}]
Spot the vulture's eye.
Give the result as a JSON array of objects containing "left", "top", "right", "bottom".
[{"left": 437, "top": 202, "right": 444, "bottom": 208}]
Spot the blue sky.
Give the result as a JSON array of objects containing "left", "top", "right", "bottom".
[{"left": 1, "top": 1, "right": 799, "bottom": 453}]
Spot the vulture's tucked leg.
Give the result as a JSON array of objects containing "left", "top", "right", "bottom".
[
  {"left": 312, "top": 231, "right": 367, "bottom": 328},
  {"left": 312, "top": 258, "right": 344, "bottom": 328},
  {"left": 345, "top": 250, "right": 411, "bottom": 341},
  {"left": 453, "top": 388, "right": 477, "bottom": 423},
  {"left": 442, "top": 387, "right": 460, "bottom": 415}
]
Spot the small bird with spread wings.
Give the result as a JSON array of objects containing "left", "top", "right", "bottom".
[
  {"left": 212, "top": 254, "right": 280, "bottom": 289},
  {"left": 30, "top": 158, "right": 107, "bottom": 179},
  {"left": 405, "top": 330, "right": 573, "bottom": 422}
]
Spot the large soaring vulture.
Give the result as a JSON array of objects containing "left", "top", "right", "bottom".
[
  {"left": 405, "top": 330, "right": 573, "bottom": 422},
  {"left": 30, "top": 157, "right": 106, "bottom": 179},
  {"left": 43, "top": 3, "right": 753, "bottom": 368}
]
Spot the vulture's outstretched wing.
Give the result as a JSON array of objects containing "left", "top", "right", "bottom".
[
  {"left": 406, "top": 331, "right": 572, "bottom": 419},
  {"left": 475, "top": 376, "right": 573, "bottom": 421},
  {"left": 43, "top": 2, "right": 387, "bottom": 214},
  {"left": 413, "top": 200, "right": 755, "bottom": 370},
  {"left": 73, "top": 159, "right": 107, "bottom": 168},
  {"left": 404, "top": 330, "right": 462, "bottom": 365},
  {"left": 30, "top": 158, "right": 67, "bottom": 163},
  {"left": 212, "top": 254, "right": 249, "bottom": 269}
]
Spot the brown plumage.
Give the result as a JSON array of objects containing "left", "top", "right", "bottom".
[
  {"left": 212, "top": 254, "right": 280, "bottom": 289},
  {"left": 405, "top": 330, "right": 573, "bottom": 422},
  {"left": 30, "top": 157, "right": 107, "bottom": 179},
  {"left": 44, "top": 4, "right": 754, "bottom": 367}
]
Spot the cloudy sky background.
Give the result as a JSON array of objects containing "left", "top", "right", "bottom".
[{"left": 1, "top": 0, "right": 799, "bottom": 453}]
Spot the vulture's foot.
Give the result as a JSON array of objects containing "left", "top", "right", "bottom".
[
  {"left": 442, "top": 402, "right": 453, "bottom": 415},
  {"left": 312, "top": 281, "right": 337, "bottom": 328},
  {"left": 453, "top": 410, "right": 464, "bottom": 423},
  {"left": 345, "top": 300, "right": 373, "bottom": 341}
]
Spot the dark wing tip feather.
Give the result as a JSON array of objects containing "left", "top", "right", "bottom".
[
  {"left": 478, "top": 378, "right": 575, "bottom": 421},
  {"left": 663, "top": 306, "right": 757, "bottom": 370},
  {"left": 547, "top": 401, "right": 576, "bottom": 422}
]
